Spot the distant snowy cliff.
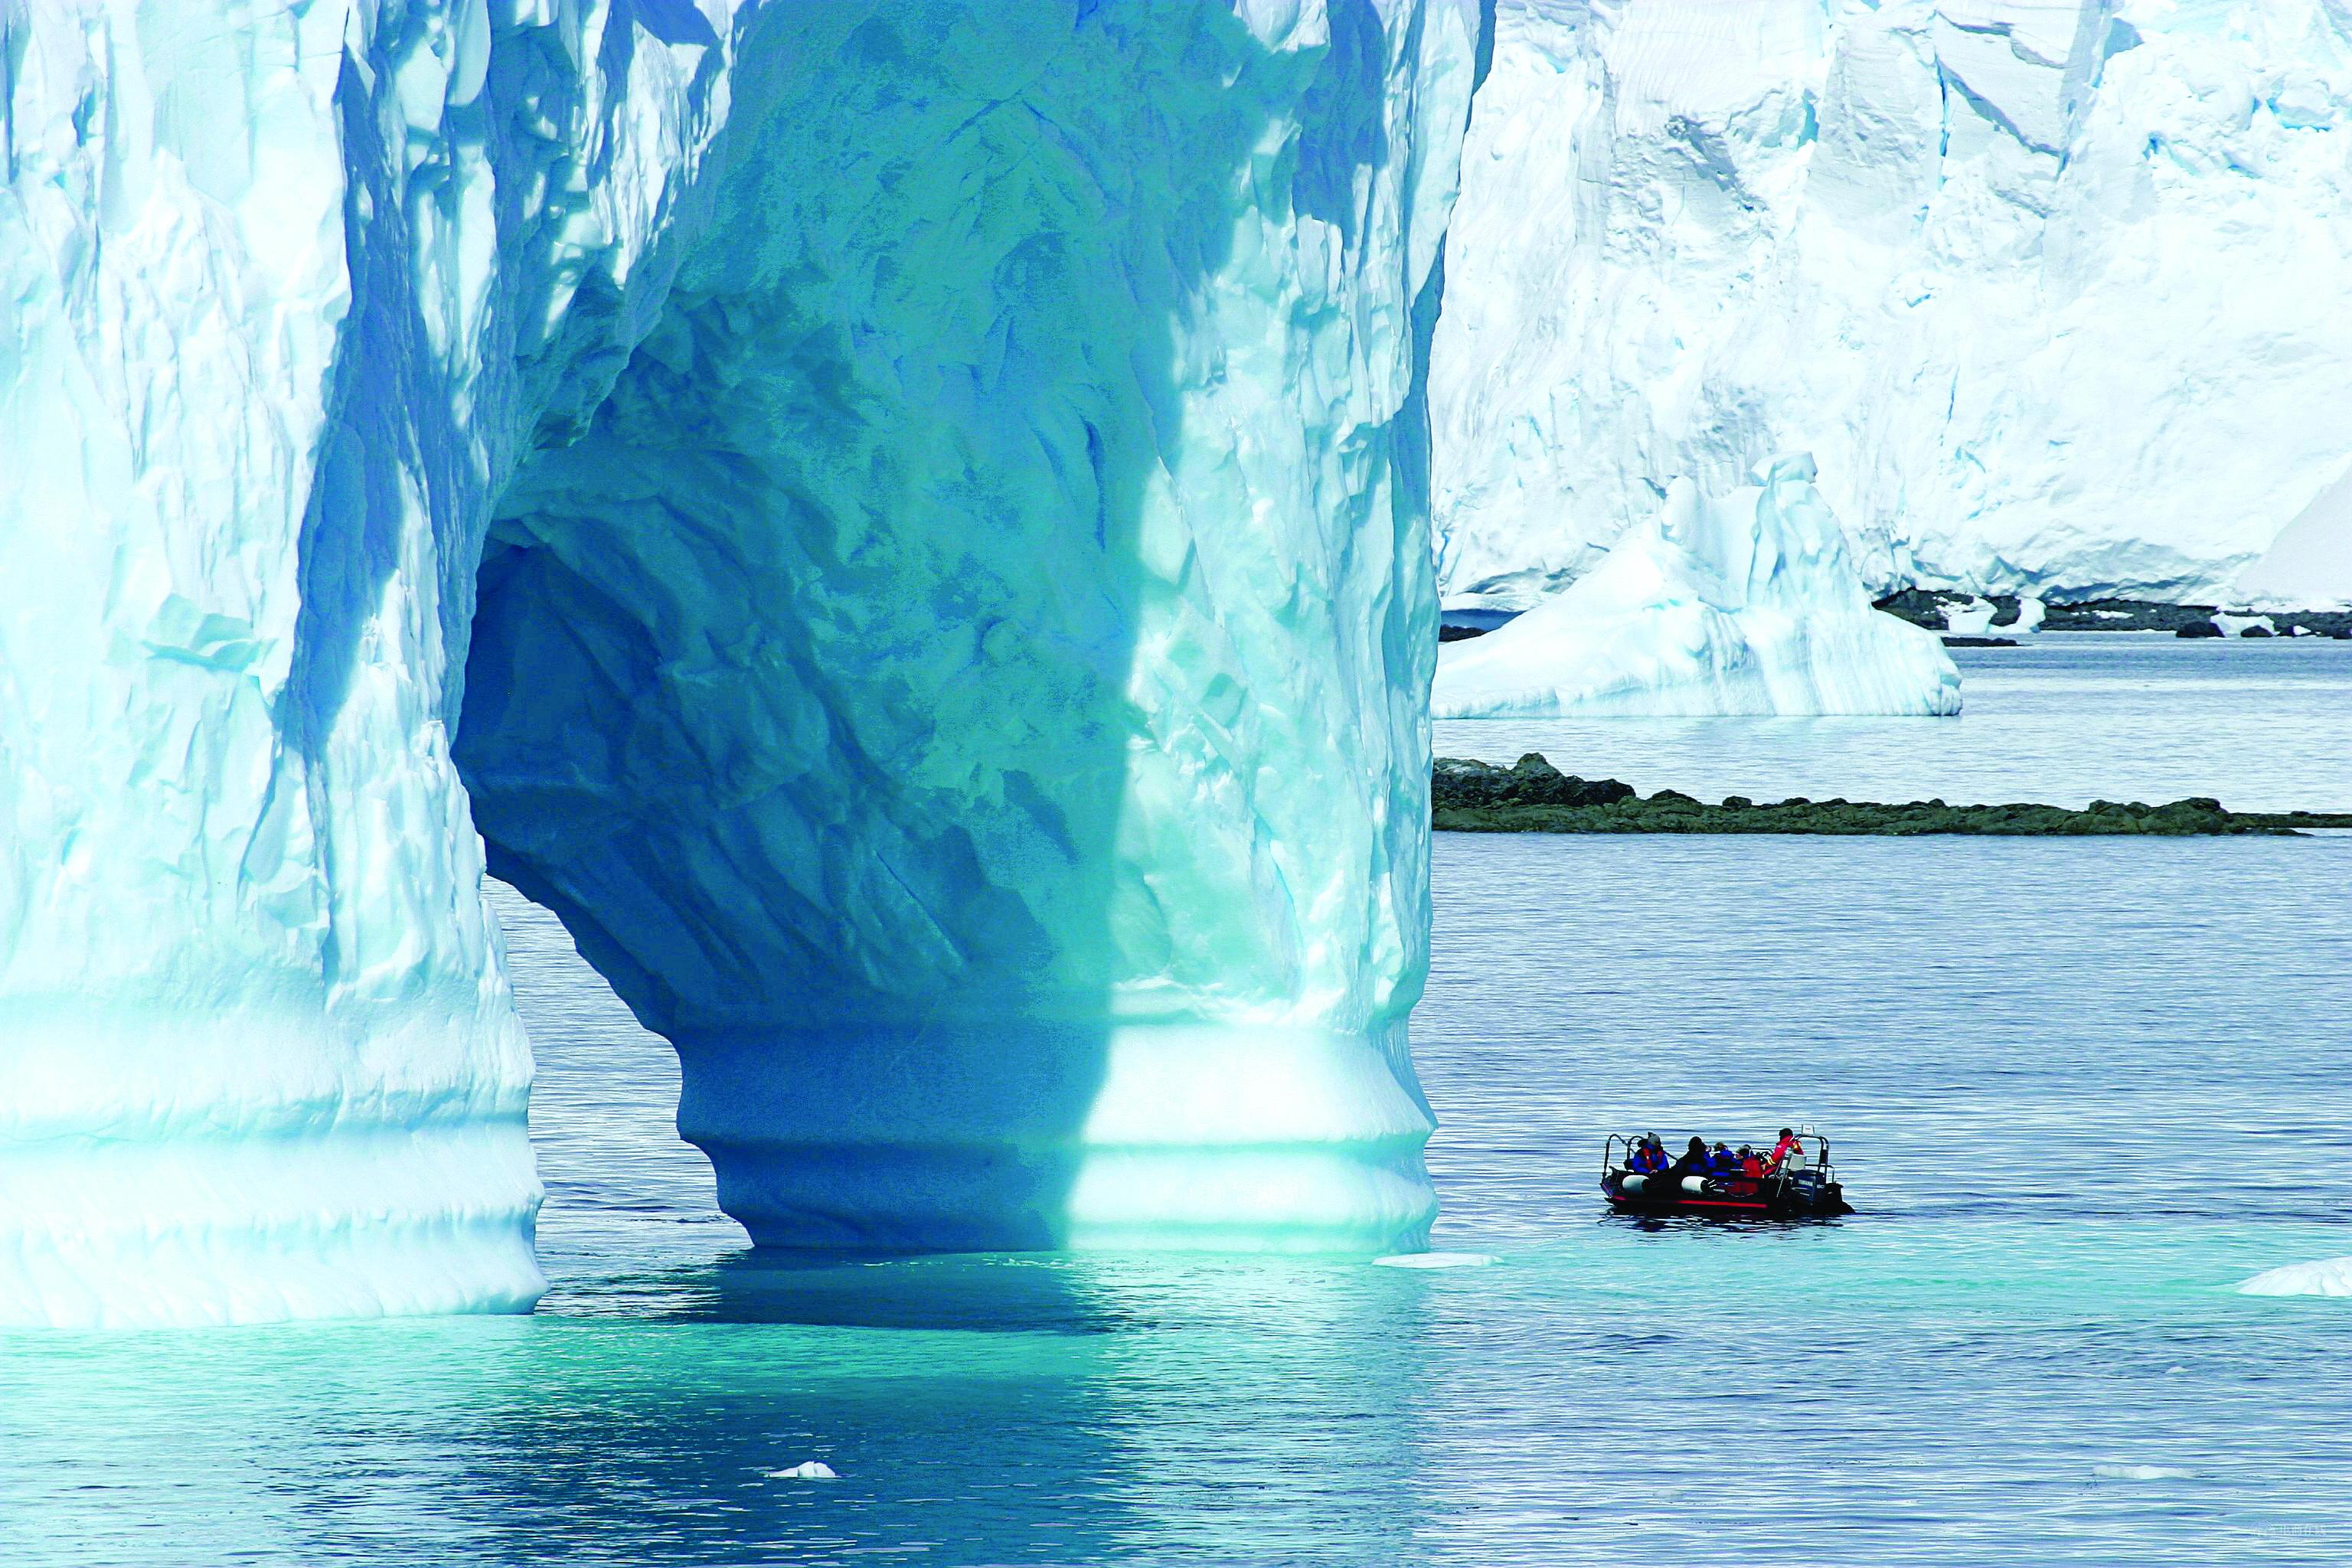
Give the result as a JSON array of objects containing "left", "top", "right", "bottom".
[
  {"left": 0, "top": 1, "right": 1483, "bottom": 1325},
  {"left": 1432, "top": 0, "right": 2352, "bottom": 610}
]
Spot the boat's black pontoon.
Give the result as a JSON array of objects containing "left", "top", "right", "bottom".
[{"left": 1600, "top": 1129, "right": 1851, "bottom": 1218}]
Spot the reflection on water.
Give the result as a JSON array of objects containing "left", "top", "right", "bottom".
[
  {"left": 0, "top": 1250, "right": 1443, "bottom": 1566},
  {"left": 5, "top": 799, "right": 2351, "bottom": 1562},
  {"left": 1435, "top": 634, "right": 2352, "bottom": 810}
]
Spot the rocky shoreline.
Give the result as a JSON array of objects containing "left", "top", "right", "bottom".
[
  {"left": 1442, "top": 596, "right": 2352, "bottom": 643},
  {"left": 1432, "top": 756, "right": 2352, "bottom": 837},
  {"left": 1871, "top": 590, "right": 2352, "bottom": 640}
]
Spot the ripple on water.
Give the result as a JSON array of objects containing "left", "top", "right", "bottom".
[{"left": 5, "top": 702, "right": 2350, "bottom": 1564}]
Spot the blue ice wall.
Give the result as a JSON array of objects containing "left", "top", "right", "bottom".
[
  {"left": 460, "top": 1, "right": 1481, "bottom": 1251},
  {"left": 0, "top": 0, "right": 1481, "bottom": 1324}
]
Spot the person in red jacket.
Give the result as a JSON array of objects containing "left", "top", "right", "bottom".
[
  {"left": 1738, "top": 1145, "right": 1765, "bottom": 1179},
  {"left": 1766, "top": 1128, "right": 1805, "bottom": 1173}
]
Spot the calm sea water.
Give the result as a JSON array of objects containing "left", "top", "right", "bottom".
[
  {"left": 1435, "top": 633, "right": 2352, "bottom": 811},
  {"left": 5, "top": 645, "right": 2350, "bottom": 1566}
]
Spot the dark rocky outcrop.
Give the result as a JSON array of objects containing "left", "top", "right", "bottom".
[
  {"left": 1875, "top": 592, "right": 2352, "bottom": 639},
  {"left": 1430, "top": 756, "right": 2352, "bottom": 836},
  {"left": 1432, "top": 753, "right": 1637, "bottom": 809}
]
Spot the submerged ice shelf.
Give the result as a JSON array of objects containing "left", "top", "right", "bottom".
[
  {"left": 0, "top": 1, "right": 1485, "bottom": 1325},
  {"left": 1432, "top": 456, "right": 1960, "bottom": 717}
]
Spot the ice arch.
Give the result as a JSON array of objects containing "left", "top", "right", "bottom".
[{"left": 0, "top": 1, "right": 1482, "bottom": 1323}]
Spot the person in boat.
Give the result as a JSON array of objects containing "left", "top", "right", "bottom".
[
  {"left": 1766, "top": 1128, "right": 1806, "bottom": 1173},
  {"left": 1628, "top": 1136, "right": 1667, "bottom": 1174},
  {"left": 1738, "top": 1145, "right": 1764, "bottom": 1178},
  {"left": 1674, "top": 1135, "right": 1712, "bottom": 1174},
  {"left": 1709, "top": 1142, "right": 1739, "bottom": 1174}
]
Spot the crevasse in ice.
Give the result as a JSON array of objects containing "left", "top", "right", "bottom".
[
  {"left": 0, "top": 0, "right": 1485, "bottom": 1326},
  {"left": 1432, "top": 455, "right": 1962, "bottom": 717},
  {"left": 1431, "top": 0, "right": 2352, "bottom": 610}
]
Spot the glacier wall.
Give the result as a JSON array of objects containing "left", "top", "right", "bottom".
[
  {"left": 0, "top": 0, "right": 1482, "bottom": 1325},
  {"left": 1431, "top": 0, "right": 2352, "bottom": 610},
  {"left": 1432, "top": 453, "right": 1962, "bottom": 716}
]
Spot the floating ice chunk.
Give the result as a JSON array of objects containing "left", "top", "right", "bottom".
[
  {"left": 1432, "top": 456, "right": 1961, "bottom": 717},
  {"left": 1945, "top": 596, "right": 2043, "bottom": 636},
  {"left": 2239, "top": 1256, "right": 2352, "bottom": 1295},
  {"left": 2092, "top": 1464, "right": 2194, "bottom": 1482},
  {"left": 1373, "top": 1252, "right": 1499, "bottom": 1269},
  {"left": 1942, "top": 597, "right": 2001, "bottom": 635},
  {"left": 2212, "top": 613, "right": 2277, "bottom": 638},
  {"left": 766, "top": 1462, "right": 838, "bottom": 1481}
]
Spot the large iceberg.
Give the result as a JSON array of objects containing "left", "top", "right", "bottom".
[
  {"left": 1431, "top": 0, "right": 2352, "bottom": 610},
  {"left": 0, "top": 0, "right": 1485, "bottom": 1326},
  {"left": 1433, "top": 455, "right": 1961, "bottom": 717}
]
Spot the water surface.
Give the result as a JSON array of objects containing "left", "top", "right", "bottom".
[
  {"left": 1434, "top": 633, "right": 2352, "bottom": 811},
  {"left": 6, "top": 828, "right": 2347, "bottom": 1565}
]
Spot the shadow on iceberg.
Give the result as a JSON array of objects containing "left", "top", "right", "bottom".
[
  {"left": 452, "top": 2, "right": 1452, "bottom": 1257},
  {"left": 0, "top": 0, "right": 1472, "bottom": 1325}
]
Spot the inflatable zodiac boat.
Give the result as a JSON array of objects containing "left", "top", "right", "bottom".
[{"left": 1600, "top": 1129, "right": 1851, "bottom": 1219}]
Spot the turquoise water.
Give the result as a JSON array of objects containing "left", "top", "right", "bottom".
[
  {"left": 6, "top": 822, "right": 2348, "bottom": 1565},
  {"left": 8, "top": 639, "right": 2350, "bottom": 1562},
  {"left": 1435, "top": 633, "right": 2352, "bottom": 810}
]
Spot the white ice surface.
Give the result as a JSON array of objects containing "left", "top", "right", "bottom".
[
  {"left": 1944, "top": 596, "right": 2043, "bottom": 636},
  {"left": 766, "top": 1462, "right": 839, "bottom": 1481},
  {"left": 2236, "top": 461, "right": 2352, "bottom": 609},
  {"left": 1433, "top": 454, "right": 1961, "bottom": 717},
  {"left": 2239, "top": 1256, "right": 2352, "bottom": 1296},
  {"left": 1432, "top": 0, "right": 2352, "bottom": 610}
]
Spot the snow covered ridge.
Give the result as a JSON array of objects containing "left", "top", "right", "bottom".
[
  {"left": 1434, "top": 456, "right": 1962, "bottom": 717},
  {"left": 1432, "top": 0, "right": 2352, "bottom": 611},
  {"left": 0, "top": 2, "right": 1485, "bottom": 1325}
]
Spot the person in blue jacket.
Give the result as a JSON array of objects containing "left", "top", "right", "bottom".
[
  {"left": 1709, "top": 1141, "right": 1740, "bottom": 1174},
  {"left": 1674, "top": 1136, "right": 1712, "bottom": 1174},
  {"left": 1628, "top": 1136, "right": 1666, "bottom": 1174}
]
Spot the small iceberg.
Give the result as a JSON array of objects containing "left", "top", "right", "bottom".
[
  {"left": 2092, "top": 1463, "right": 2194, "bottom": 1481},
  {"left": 2239, "top": 1256, "right": 2352, "bottom": 1295},
  {"left": 1372, "top": 1252, "right": 1498, "bottom": 1269},
  {"left": 766, "top": 1461, "right": 839, "bottom": 1480},
  {"left": 1433, "top": 454, "right": 1961, "bottom": 717},
  {"left": 1943, "top": 595, "right": 2043, "bottom": 636}
]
